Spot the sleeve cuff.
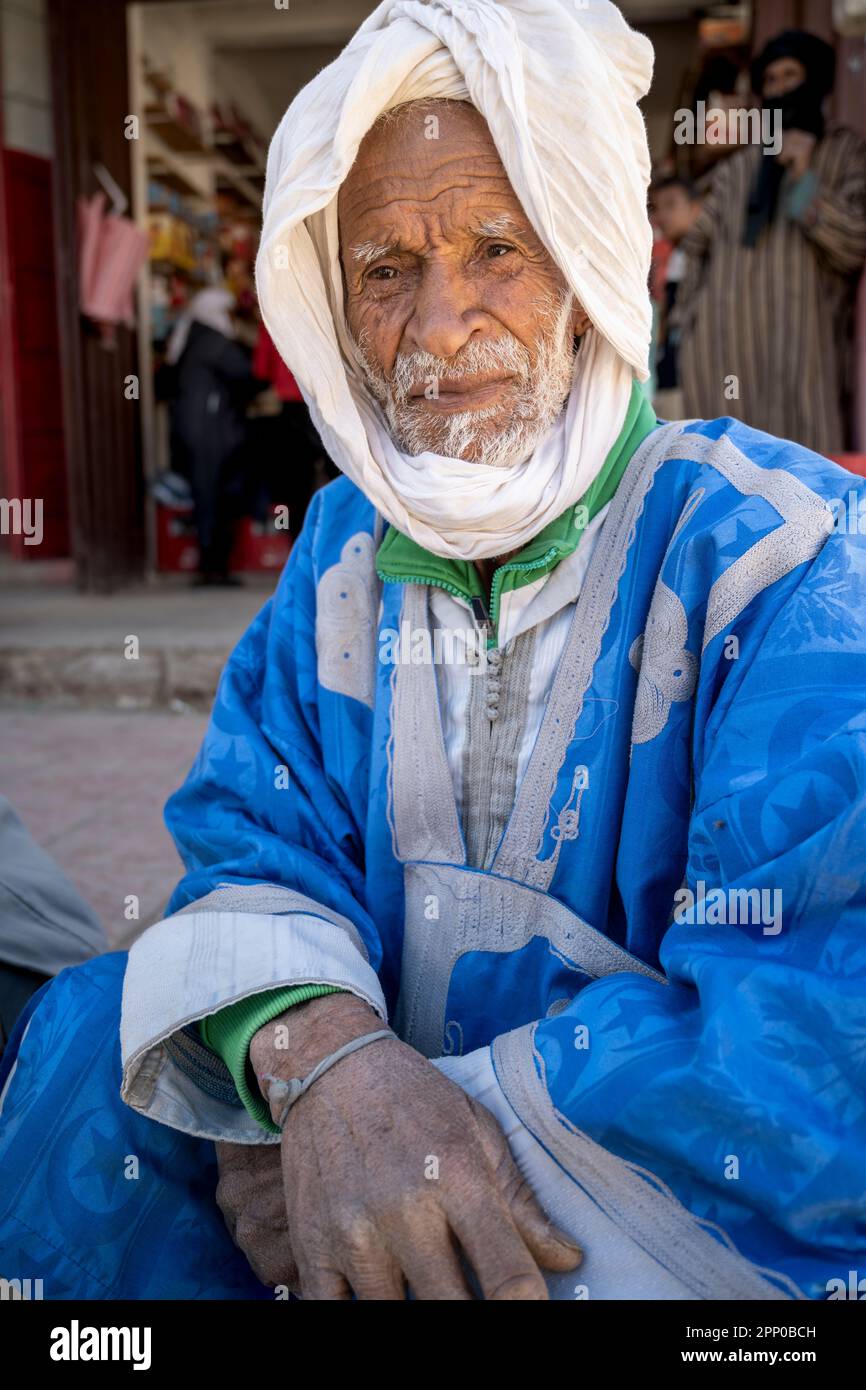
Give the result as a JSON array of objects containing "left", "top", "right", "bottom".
[
  {"left": 121, "top": 900, "right": 387, "bottom": 1141},
  {"left": 199, "top": 983, "right": 345, "bottom": 1132},
  {"left": 786, "top": 169, "right": 820, "bottom": 225}
]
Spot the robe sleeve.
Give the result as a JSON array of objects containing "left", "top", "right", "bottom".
[
  {"left": 786, "top": 137, "right": 866, "bottom": 277},
  {"left": 119, "top": 490, "right": 387, "bottom": 1142},
  {"left": 487, "top": 514, "right": 866, "bottom": 1293}
]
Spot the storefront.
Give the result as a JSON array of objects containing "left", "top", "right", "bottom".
[
  {"left": 0, "top": 0, "right": 864, "bottom": 589},
  {"left": 131, "top": 2, "right": 294, "bottom": 580},
  {"left": 1, "top": 0, "right": 374, "bottom": 588}
]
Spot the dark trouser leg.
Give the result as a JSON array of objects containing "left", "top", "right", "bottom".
[{"left": 0, "top": 963, "right": 50, "bottom": 1056}]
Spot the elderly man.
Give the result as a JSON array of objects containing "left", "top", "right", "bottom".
[{"left": 1, "top": 0, "right": 865, "bottom": 1302}]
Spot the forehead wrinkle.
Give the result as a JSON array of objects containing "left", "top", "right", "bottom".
[
  {"left": 340, "top": 206, "right": 538, "bottom": 274},
  {"left": 341, "top": 169, "right": 516, "bottom": 221},
  {"left": 339, "top": 143, "right": 514, "bottom": 218},
  {"left": 341, "top": 188, "right": 528, "bottom": 255}
]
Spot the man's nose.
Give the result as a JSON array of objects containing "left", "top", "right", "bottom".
[{"left": 403, "top": 263, "right": 487, "bottom": 360}]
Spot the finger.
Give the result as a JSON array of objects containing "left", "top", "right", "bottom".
[
  {"left": 346, "top": 1248, "right": 407, "bottom": 1301},
  {"left": 299, "top": 1262, "right": 353, "bottom": 1301},
  {"left": 331, "top": 1210, "right": 407, "bottom": 1300},
  {"left": 395, "top": 1226, "right": 474, "bottom": 1301},
  {"left": 234, "top": 1216, "right": 298, "bottom": 1289},
  {"left": 450, "top": 1197, "right": 549, "bottom": 1301},
  {"left": 215, "top": 1187, "right": 238, "bottom": 1242},
  {"left": 467, "top": 1099, "right": 582, "bottom": 1272},
  {"left": 506, "top": 1181, "right": 583, "bottom": 1273}
]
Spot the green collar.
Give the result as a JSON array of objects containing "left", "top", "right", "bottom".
[{"left": 376, "top": 381, "right": 656, "bottom": 640}]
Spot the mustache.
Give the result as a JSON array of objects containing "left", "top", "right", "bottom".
[
  {"left": 352, "top": 289, "right": 574, "bottom": 411},
  {"left": 388, "top": 336, "right": 533, "bottom": 406}
]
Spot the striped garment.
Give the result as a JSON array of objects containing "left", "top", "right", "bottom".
[{"left": 673, "top": 127, "right": 866, "bottom": 454}]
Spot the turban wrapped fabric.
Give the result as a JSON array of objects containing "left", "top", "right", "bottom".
[{"left": 257, "top": 0, "right": 654, "bottom": 560}]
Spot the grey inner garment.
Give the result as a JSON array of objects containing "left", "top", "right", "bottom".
[{"left": 458, "top": 630, "right": 537, "bottom": 870}]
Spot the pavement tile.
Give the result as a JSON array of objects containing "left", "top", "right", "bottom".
[{"left": 0, "top": 709, "right": 208, "bottom": 945}]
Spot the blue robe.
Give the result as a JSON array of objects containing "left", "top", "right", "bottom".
[{"left": 1, "top": 417, "right": 865, "bottom": 1299}]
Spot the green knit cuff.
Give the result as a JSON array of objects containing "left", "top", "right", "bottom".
[{"left": 199, "top": 984, "right": 344, "bottom": 1133}]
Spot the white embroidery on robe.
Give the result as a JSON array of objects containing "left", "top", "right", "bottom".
[
  {"left": 551, "top": 763, "right": 589, "bottom": 842},
  {"left": 316, "top": 532, "right": 377, "bottom": 708},
  {"left": 628, "top": 581, "right": 698, "bottom": 744}
]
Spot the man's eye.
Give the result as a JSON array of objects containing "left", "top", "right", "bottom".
[
  {"left": 368, "top": 265, "right": 399, "bottom": 281},
  {"left": 486, "top": 242, "right": 514, "bottom": 259}
]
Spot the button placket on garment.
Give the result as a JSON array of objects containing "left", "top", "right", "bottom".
[{"left": 485, "top": 645, "right": 503, "bottom": 722}]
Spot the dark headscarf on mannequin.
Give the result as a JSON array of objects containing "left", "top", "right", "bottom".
[{"left": 743, "top": 30, "right": 836, "bottom": 248}]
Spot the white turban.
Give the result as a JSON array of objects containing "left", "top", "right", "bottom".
[{"left": 257, "top": 0, "right": 654, "bottom": 560}]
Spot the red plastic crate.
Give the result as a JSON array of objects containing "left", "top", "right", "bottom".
[
  {"left": 155, "top": 505, "right": 292, "bottom": 573},
  {"left": 831, "top": 454, "right": 866, "bottom": 479},
  {"left": 230, "top": 512, "right": 292, "bottom": 572}
]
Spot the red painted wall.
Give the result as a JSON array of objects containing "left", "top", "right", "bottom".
[{"left": 0, "top": 148, "right": 69, "bottom": 558}]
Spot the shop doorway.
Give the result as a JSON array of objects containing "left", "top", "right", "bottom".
[
  {"left": 128, "top": 0, "right": 374, "bottom": 583},
  {"left": 21, "top": 0, "right": 374, "bottom": 590}
]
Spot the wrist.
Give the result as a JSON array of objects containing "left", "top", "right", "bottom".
[{"left": 250, "top": 993, "right": 381, "bottom": 1114}]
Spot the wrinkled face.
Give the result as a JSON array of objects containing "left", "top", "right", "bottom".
[
  {"left": 338, "top": 101, "right": 590, "bottom": 466},
  {"left": 762, "top": 56, "right": 808, "bottom": 100}
]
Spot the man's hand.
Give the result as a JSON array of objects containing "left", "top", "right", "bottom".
[
  {"left": 250, "top": 994, "right": 582, "bottom": 1300},
  {"left": 215, "top": 1139, "right": 299, "bottom": 1292},
  {"left": 777, "top": 129, "right": 816, "bottom": 182}
]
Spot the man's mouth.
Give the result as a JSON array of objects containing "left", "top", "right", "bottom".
[{"left": 406, "top": 376, "right": 515, "bottom": 411}]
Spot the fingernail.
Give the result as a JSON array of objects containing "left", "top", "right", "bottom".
[{"left": 554, "top": 1233, "right": 583, "bottom": 1256}]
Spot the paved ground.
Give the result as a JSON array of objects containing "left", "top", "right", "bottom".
[
  {"left": 0, "top": 578, "right": 275, "bottom": 709},
  {"left": 0, "top": 578, "right": 280, "bottom": 950},
  {"left": 0, "top": 708, "right": 209, "bottom": 947},
  {"left": 0, "top": 579, "right": 273, "bottom": 649}
]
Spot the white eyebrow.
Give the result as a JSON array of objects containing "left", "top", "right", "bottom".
[
  {"left": 351, "top": 240, "right": 394, "bottom": 264},
  {"left": 475, "top": 215, "right": 522, "bottom": 237}
]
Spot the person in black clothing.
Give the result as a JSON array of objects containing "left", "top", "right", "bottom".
[{"left": 165, "top": 288, "right": 260, "bottom": 585}]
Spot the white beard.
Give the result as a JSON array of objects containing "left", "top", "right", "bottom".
[{"left": 352, "top": 291, "right": 577, "bottom": 470}]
